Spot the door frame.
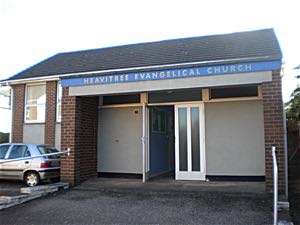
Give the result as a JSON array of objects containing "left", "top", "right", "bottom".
[
  {"left": 174, "top": 103, "right": 206, "bottom": 180},
  {"left": 142, "top": 102, "right": 150, "bottom": 182}
]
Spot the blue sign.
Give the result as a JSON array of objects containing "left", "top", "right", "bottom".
[{"left": 61, "top": 60, "right": 281, "bottom": 87}]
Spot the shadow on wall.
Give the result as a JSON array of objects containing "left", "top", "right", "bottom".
[{"left": 0, "top": 132, "right": 9, "bottom": 143}]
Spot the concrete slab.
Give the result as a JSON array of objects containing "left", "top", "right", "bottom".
[
  {"left": 0, "top": 194, "right": 42, "bottom": 210},
  {"left": 0, "top": 182, "right": 69, "bottom": 210},
  {"left": 20, "top": 182, "right": 69, "bottom": 195}
]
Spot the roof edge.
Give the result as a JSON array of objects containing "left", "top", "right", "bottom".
[{"left": 3, "top": 56, "right": 282, "bottom": 85}]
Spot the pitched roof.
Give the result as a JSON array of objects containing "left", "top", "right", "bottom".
[{"left": 6, "top": 28, "right": 282, "bottom": 81}]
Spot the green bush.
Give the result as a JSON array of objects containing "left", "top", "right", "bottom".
[{"left": 0, "top": 132, "right": 9, "bottom": 143}]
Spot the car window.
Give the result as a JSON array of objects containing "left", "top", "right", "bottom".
[
  {"left": 37, "top": 146, "right": 60, "bottom": 159},
  {"left": 0, "top": 145, "right": 10, "bottom": 159},
  {"left": 8, "top": 145, "right": 31, "bottom": 159}
]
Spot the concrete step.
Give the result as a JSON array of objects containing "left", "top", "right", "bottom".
[
  {"left": 20, "top": 182, "right": 69, "bottom": 195},
  {"left": 1, "top": 182, "right": 69, "bottom": 211},
  {"left": 0, "top": 194, "right": 42, "bottom": 210}
]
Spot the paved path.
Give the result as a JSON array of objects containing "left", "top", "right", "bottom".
[{"left": 0, "top": 179, "right": 274, "bottom": 225}]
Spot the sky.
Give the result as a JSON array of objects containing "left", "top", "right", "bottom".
[{"left": 0, "top": 0, "right": 300, "bottom": 133}]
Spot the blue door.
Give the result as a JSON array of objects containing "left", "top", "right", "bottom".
[{"left": 150, "top": 106, "right": 173, "bottom": 177}]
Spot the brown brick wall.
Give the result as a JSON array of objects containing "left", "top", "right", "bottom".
[
  {"left": 44, "top": 81, "right": 57, "bottom": 146},
  {"left": 262, "top": 70, "right": 286, "bottom": 193},
  {"left": 11, "top": 84, "right": 25, "bottom": 143},
  {"left": 60, "top": 87, "right": 98, "bottom": 185}
]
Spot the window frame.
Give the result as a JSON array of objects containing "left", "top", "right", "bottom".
[
  {"left": 56, "top": 82, "right": 62, "bottom": 123},
  {"left": 24, "top": 83, "right": 46, "bottom": 123}
]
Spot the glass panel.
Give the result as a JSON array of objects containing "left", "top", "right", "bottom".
[
  {"left": 8, "top": 145, "right": 29, "bottom": 159},
  {"left": 26, "top": 106, "right": 37, "bottom": 121},
  {"left": 210, "top": 85, "right": 258, "bottom": 99},
  {"left": 38, "top": 146, "right": 60, "bottom": 159},
  {"left": 0, "top": 145, "right": 10, "bottom": 159},
  {"left": 152, "top": 108, "right": 167, "bottom": 133},
  {"left": 149, "top": 89, "right": 202, "bottom": 103},
  {"left": 178, "top": 108, "right": 187, "bottom": 171},
  {"left": 191, "top": 107, "right": 200, "bottom": 171},
  {"left": 25, "top": 105, "right": 45, "bottom": 121},
  {"left": 103, "top": 94, "right": 140, "bottom": 105},
  {"left": 26, "top": 85, "right": 46, "bottom": 105}
]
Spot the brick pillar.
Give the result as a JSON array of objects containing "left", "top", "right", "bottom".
[
  {"left": 60, "top": 87, "right": 79, "bottom": 185},
  {"left": 78, "top": 97, "right": 98, "bottom": 182},
  {"left": 11, "top": 84, "right": 25, "bottom": 143},
  {"left": 262, "top": 70, "right": 286, "bottom": 193},
  {"left": 60, "top": 87, "right": 98, "bottom": 186},
  {"left": 44, "top": 81, "right": 57, "bottom": 146}
]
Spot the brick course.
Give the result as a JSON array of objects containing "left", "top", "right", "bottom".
[
  {"left": 262, "top": 70, "right": 286, "bottom": 193},
  {"left": 44, "top": 81, "right": 57, "bottom": 146},
  {"left": 60, "top": 87, "right": 98, "bottom": 185},
  {"left": 11, "top": 84, "right": 25, "bottom": 143}
]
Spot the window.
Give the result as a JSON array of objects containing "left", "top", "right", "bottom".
[
  {"left": 57, "top": 83, "right": 62, "bottom": 122},
  {"left": 103, "top": 94, "right": 140, "bottom": 105},
  {"left": 8, "top": 145, "right": 30, "bottom": 159},
  {"left": 38, "top": 146, "right": 59, "bottom": 159},
  {"left": 210, "top": 85, "right": 258, "bottom": 99},
  {"left": 148, "top": 89, "right": 202, "bottom": 103},
  {"left": 0, "top": 145, "right": 10, "bottom": 159},
  {"left": 151, "top": 108, "right": 166, "bottom": 133},
  {"left": 25, "top": 84, "right": 46, "bottom": 123}
]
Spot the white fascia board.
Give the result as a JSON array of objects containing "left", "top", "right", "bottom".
[{"left": 2, "top": 77, "right": 59, "bottom": 86}]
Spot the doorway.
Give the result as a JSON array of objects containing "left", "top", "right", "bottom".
[
  {"left": 148, "top": 103, "right": 206, "bottom": 181},
  {"left": 175, "top": 103, "right": 206, "bottom": 180},
  {"left": 149, "top": 106, "right": 175, "bottom": 179}
]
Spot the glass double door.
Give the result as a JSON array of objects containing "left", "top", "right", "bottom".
[{"left": 175, "top": 104, "right": 205, "bottom": 180}]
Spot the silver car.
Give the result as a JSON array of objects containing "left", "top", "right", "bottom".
[{"left": 0, "top": 143, "right": 60, "bottom": 186}]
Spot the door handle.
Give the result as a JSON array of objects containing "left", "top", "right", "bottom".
[{"left": 24, "top": 161, "right": 29, "bottom": 164}]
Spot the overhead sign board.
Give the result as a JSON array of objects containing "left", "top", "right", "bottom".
[{"left": 61, "top": 60, "right": 281, "bottom": 87}]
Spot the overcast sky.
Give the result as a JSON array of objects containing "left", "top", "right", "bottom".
[{"left": 0, "top": 0, "right": 300, "bottom": 133}]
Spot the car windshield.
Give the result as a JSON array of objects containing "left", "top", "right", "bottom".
[{"left": 37, "top": 146, "right": 60, "bottom": 159}]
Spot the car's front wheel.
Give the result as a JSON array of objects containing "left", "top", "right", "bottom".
[{"left": 24, "top": 172, "right": 40, "bottom": 187}]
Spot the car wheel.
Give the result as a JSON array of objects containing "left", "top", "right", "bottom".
[{"left": 25, "top": 172, "right": 40, "bottom": 187}]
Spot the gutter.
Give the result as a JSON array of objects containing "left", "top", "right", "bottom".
[{"left": 1, "top": 56, "right": 277, "bottom": 85}]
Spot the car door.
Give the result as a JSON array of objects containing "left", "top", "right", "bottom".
[
  {"left": 0, "top": 145, "right": 11, "bottom": 179},
  {"left": 3, "top": 145, "right": 32, "bottom": 180}
]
